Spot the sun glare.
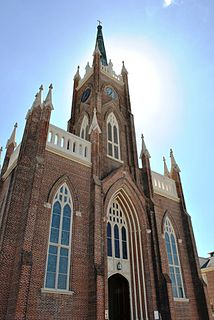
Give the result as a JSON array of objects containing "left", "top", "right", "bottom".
[
  {"left": 108, "top": 43, "right": 162, "bottom": 126},
  {"left": 163, "top": 0, "right": 173, "bottom": 7},
  {"left": 107, "top": 38, "right": 182, "bottom": 147}
]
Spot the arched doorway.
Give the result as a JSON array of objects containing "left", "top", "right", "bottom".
[{"left": 108, "top": 273, "right": 131, "bottom": 320}]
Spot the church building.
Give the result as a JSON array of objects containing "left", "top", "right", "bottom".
[{"left": 0, "top": 25, "right": 212, "bottom": 320}]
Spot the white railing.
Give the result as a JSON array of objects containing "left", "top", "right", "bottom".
[
  {"left": 151, "top": 171, "right": 179, "bottom": 201},
  {"left": 77, "top": 61, "right": 124, "bottom": 90},
  {"left": 100, "top": 64, "right": 123, "bottom": 83},
  {"left": 46, "top": 124, "right": 91, "bottom": 166}
]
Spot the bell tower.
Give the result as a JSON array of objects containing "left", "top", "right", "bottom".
[{"left": 67, "top": 24, "right": 139, "bottom": 181}]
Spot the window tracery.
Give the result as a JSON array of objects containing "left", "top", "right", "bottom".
[
  {"left": 45, "top": 184, "right": 73, "bottom": 291},
  {"left": 80, "top": 115, "right": 89, "bottom": 140},
  {"left": 164, "top": 217, "right": 185, "bottom": 298},
  {"left": 107, "top": 200, "right": 128, "bottom": 260},
  {"left": 107, "top": 113, "right": 120, "bottom": 160}
]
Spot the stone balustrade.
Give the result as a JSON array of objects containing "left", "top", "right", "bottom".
[
  {"left": 46, "top": 124, "right": 91, "bottom": 166},
  {"left": 77, "top": 61, "right": 123, "bottom": 90},
  {"left": 151, "top": 171, "right": 179, "bottom": 201},
  {"left": 100, "top": 64, "right": 123, "bottom": 83}
]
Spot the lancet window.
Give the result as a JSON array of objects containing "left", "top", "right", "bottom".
[
  {"left": 44, "top": 184, "right": 73, "bottom": 291},
  {"left": 107, "top": 200, "right": 128, "bottom": 260},
  {"left": 80, "top": 115, "right": 89, "bottom": 140},
  {"left": 107, "top": 113, "right": 120, "bottom": 160},
  {"left": 164, "top": 217, "right": 185, "bottom": 298}
]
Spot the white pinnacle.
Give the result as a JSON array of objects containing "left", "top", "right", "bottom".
[
  {"left": 6, "top": 123, "right": 18, "bottom": 149},
  {"left": 163, "top": 156, "right": 170, "bottom": 177},
  {"left": 121, "top": 61, "right": 128, "bottom": 74},
  {"left": 32, "top": 85, "right": 43, "bottom": 109},
  {"left": 74, "top": 66, "right": 81, "bottom": 81},
  {"left": 140, "top": 134, "right": 150, "bottom": 159},
  {"left": 88, "top": 108, "right": 101, "bottom": 134},
  {"left": 44, "top": 84, "right": 54, "bottom": 110},
  {"left": 170, "top": 149, "right": 181, "bottom": 173}
]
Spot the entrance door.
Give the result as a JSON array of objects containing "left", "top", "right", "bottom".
[{"left": 108, "top": 273, "right": 131, "bottom": 320}]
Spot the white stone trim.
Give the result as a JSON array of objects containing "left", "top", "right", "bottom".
[
  {"left": 106, "top": 155, "right": 124, "bottom": 164},
  {"left": 107, "top": 189, "right": 149, "bottom": 320},
  {"left": 164, "top": 217, "right": 186, "bottom": 299},
  {"left": 80, "top": 115, "right": 89, "bottom": 139},
  {"left": 152, "top": 171, "right": 179, "bottom": 202},
  {"left": 44, "top": 183, "right": 73, "bottom": 292},
  {"left": 41, "top": 288, "right": 74, "bottom": 295},
  {"left": 76, "top": 67, "right": 93, "bottom": 91},
  {"left": 46, "top": 124, "right": 91, "bottom": 167},
  {"left": 173, "top": 297, "right": 189, "bottom": 303},
  {"left": 106, "top": 113, "right": 121, "bottom": 161},
  {"left": 2, "top": 144, "right": 21, "bottom": 180}
]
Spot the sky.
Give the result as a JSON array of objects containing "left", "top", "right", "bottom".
[{"left": 0, "top": 0, "right": 213, "bottom": 257}]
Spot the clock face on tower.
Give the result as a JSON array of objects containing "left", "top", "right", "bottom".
[
  {"left": 105, "top": 86, "right": 117, "bottom": 100},
  {"left": 81, "top": 88, "right": 91, "bottom": 103}
]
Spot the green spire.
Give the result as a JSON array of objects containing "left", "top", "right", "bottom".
[{"left": 96, "top": 24, "right": 108, "bottom": 66}]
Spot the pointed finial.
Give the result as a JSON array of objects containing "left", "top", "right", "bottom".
[
  {"left": 74, "top": 66, "right": 81, "bottom": 81},
  {"left": 37, "top": 84, "right": 43, "bottom": 104},
  {"left": 44, "top": 84, "right": 54, "bottom": 110},
  {"left": 121, "top": 61, "right": 128, "bottom": 74},
  {"left": 32, "top": 85, "right": 43, "bottom": 109},
  {"left": 108, "top": 59, "right": 113, "bottom": 72},
  {"left": 85, "top": 62, "right": 91, "bottom": 75},
  {"left": 88, "top": 108, "right": 101, "bottom": 134},
  {"left": 6, "top": 122, "right": 18, "bottom": 149},
  {"left": 140, "top": 134, "right": 151, "bottom": 159},
  {"left": 163, "top": 156, "right": 170, "bottom": 177},
  {"left": 170, "top": 148, "right": 180, "bottom": 173}
]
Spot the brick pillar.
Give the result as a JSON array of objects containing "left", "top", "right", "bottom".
[{"left": 0, "top": 90, "right": 52, "bottom": 319}]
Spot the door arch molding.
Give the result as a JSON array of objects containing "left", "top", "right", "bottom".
[{"left": 105, "top": 186, "right": 149, "bottom": 320}]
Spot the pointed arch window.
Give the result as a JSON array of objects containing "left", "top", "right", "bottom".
[
  {"left": 107, "top": 200, "right": 128, "bottom": 260},
  {"left": 114, "top": 225, "right": 120, "bottom": 258},
  {"left": 107, "top": 113, "right": 120, "bottom": 160},
  {"left": 164, "top": 217, "right": 185, "bottom": 298},
  {"left": 107, "top": 222, "right": 112, "bottom": 257},
  {"left": 122, "top": 226, "right": 128, "bottom": 259},
  {"left": 80, "top": 115, "right": 89, "bottom": 140},
  {"left": 44, "top": 184, "right": 73, "bottom": 291}
]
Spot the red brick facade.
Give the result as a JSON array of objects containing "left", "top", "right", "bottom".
[{"left": 0, "top": 25, "right": 212, "bottom": 319}]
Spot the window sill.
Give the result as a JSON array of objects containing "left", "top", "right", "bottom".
[
  {"left": 41, "top": 288, "right": 74, "bottom": 295},
  {"left": 173, "top": 297, "right": 189, "bottom": 303},
  {"left": 107, "top": 155, "right": 124, "bottom": 164}
]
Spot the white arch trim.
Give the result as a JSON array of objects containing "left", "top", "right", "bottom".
[
  {"left": 106, "top": 187, "right": 149, "bottom": 320},
  {"left": 80, "top": 114, "right": 89, "bottom": 140}
]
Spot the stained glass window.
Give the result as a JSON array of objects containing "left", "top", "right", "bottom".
[
  {"left": 164, "top": 217, "right": 185, "bottom": 298},
  {"left": 107, "top": 200, "right": 128, "bottom": 260},
  {"left": 107, "top": 113, "right": 120, "bottom": 160},
  {"left": 45, "top": 184, "right": 73, "bottom": 291},
  {"left": 80, "top": 115, "right": 89, "bottom": 140}
]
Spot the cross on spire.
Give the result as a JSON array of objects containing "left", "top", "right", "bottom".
[{"left": 97, "top": 20, "right": 102, "bottom": 26}]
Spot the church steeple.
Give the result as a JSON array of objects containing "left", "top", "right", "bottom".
[{"left": 95, "top": 23, "right": 108, "bottom": 66}]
